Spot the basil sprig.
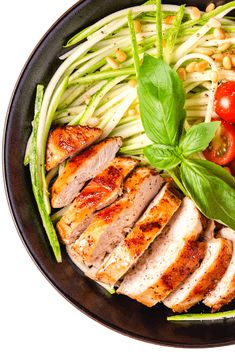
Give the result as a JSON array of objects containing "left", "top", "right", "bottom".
[{"left": 138, "top": 54, "right": 235, "bottom": 230}]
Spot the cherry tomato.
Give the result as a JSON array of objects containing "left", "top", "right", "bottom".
[
  {"left": 230, "top": 160, "right": 235, "bottom": 176},
  {"left": 204, "top": 119, "right": 235, "bottom": 165},
  {"left": 215, "top": 81, "right": 235, "bottom": 124}
]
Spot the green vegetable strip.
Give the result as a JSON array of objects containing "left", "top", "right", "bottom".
[
  {"left": 40, "top": 76, "right": 69, "bottom": 214},
  {"left": 127, "top": 10, "right": 140, "bottom": 78},
  {"left": 68, "top": 68, "right": 135, "bottom": 85},
  {"left": 155, "top": 0, "right": 163, "bottom": 59},
  {"left": 164, "top": 5, "right": 185, "bottom": 64},
  {"left": 167, "top": 309, "right": 235, "bottom": 321},
  {"left": 29, "top": 85, "right": 62, "bottom": 262}
]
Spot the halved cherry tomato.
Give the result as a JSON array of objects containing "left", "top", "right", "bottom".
[
  {"left": 204, "top": 119, "right": 235, "bottom": 165},
  {"left": 230, "top": 160, "right": 235, "bottom": 176},
  {"left": 215, "top": 81, "right": 235, "bottom": 124}
]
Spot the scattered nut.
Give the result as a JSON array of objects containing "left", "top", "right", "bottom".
[
  {"left": 195, "top": 61, "right": 209, "bottom": 72},
  {"left": 206, "top": 3, "right": 215, "bottom": 13},
  {"left": 115, "top": 48, "right": 127, "bottom": 62},
  {"left": 186, "top": 62, "right": 197, "bottom": 73},
  {"left": 164, "top": 16, "right": 176, "bottom": 25},
  {"left": 133, "top": 20, "right": 142, "bottom": 33},
  {"left": 105, "top": 56, "right": 119, "bottom": 69},
  {"left": 218, "top": 42, "right": 231, "bottom": 52},
  {"left": 188, "top": 6, "right": 201, "bottom": 20},
  {"left": 177, "top": 67, "right": 187, "bottom": 81},
  {"left": 223, "top": 55, "right": 232, "bottom": 70},
  {"left": 213, "top": 27, "right": 226, "bottom": 40},
  {"left": 196, "top": 48, "right": 215, "bottom": 56}
]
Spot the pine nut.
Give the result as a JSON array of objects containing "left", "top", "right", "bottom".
[
  {"left": 128, "top": 79, "right": 137, "bottom": 87},
  {"left": 133, "top": 20, "right": 142, "bottom": 33},
  {"left": 105, "top": 56, "right": 119, "bottom": 69},
  {"left": 209, "top": 18, "right": 221, "bottom": 28},
  {"left": 218, "top": 42, "right": 231, "bottom": 52},
  {"left": 87, "top": 116, "right": 100, "bottom": 127},
  {"left": 231, "top": 56, "right": 235, "bottom": 67},
  {"left": 206, "top": 3, "right": 215, "bottom": 13},
  {"left": 196, "top": 48, "right": 214, "bottom": 56},
  {"left": 213, "top": 28, "right": 226, "bottom": 40},
  {"left": 213, "top": 53, "right": 224, "bottom": 63},
  {"left": 210, "top": 70, "right": 219, "bottom": 83},
  {"left": 188, "top": 7, "right": 201, "bottom": 20},
  {"left": 195, "top": 61, "right": 209, "bottom": 72},
  {"left": 177, "top": 68, "right": 187, "bottom": 81},
  {"left": 223, "top": 55, "right": 232, "bottom": 70},
  {"left": 162, "top": 39, "right": 166, "bottom": 48},
  {"left": 186, "top": 62, "right": 197, "bottom": 73},
  {"left": 115, "top": 48, "right": 127, "bottom": 62},
  {"left": 164, "top": 16, "right": 176, "bottom": 25}
]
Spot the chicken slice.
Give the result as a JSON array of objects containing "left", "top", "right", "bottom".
[
  {"left": 46, "top": 125, "right": 102, "bottom": 171},
  {"left": 51, "top": 137, "right": 122, "bottom": 208},
  {"left": 68, "top": 167, "right": 163, "bottom": 268},
  {"left": 95, "top": 184, "right": 181, "bottom": 286},
  {"left": 203, "top": 227, "right": 235, "bottom": 312},
  {"left": 117, "top": 197, "right": 205, "bottom": 307},
  {"left": 56, "top": 156, "right": 138, "bottom": 244},
  {"left": 163, "top": 234, "right": 232, "bottom": 313}
]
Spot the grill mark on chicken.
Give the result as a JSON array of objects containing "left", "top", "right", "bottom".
[{"left": 46, "top": 125, "right": 102, "bottom": 171}]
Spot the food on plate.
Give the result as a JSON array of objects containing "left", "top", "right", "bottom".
[
  {"left": 163, "top": 226, "right": 232, "bottom": 312},
  {"left": 57, "top": 156, "right": 138, "bottom": 244},
  {"left": 24, "top": 0, "right": 235, "bottom": 319},
  {"left": 95, "top": 183, "right": 181, "bottom": 286},
  {"left": 68, "top": 167, "right": 163, "bottom": 268},
  {"left": 51, "top": 137, "right": 122, "bottom": 207},
  {"left": 203, "top": 228, "right": 235, "bottom": 311},
  {"left": 215, "top": 81, "right": 235, "bottom": 124},
  {"left": 117, "top": 197, "right": 205, "bottom": 306},
  {"left": 203, "top": 118, "right": 235, "bottom": 165}
]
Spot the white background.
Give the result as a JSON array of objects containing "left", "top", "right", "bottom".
[{"left": 0, "top": 1, "right": 234, "bottom": 354}]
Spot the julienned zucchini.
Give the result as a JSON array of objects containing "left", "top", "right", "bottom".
[
  {"left": 29, "top": 85, "right": 62, "bottom": 262},
  {"left": 167, "top": 309, "right": 235, "bottom": 321}
]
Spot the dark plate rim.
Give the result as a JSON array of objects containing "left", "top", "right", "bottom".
[{"left": 2, "top": 0, "right": 235, "bottom": 348}]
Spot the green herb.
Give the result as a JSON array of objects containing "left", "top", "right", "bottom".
[
  {"left": 180, "top": 159, "right": 235, "bottom": 229},
  {"left": 138, "top": 54, "right": 185, "bottom": 146},
  {"left": 179, "top": 121, "right": 220, "bottom": 157},
  {"left": 144, "top": 145, "right": 182, "bottom": 170}
]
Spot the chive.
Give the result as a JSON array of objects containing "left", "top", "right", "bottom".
[
  {"left": 155, "top": 0, "right": 163, "bottom": 59},
  {"left": 127, "top": 10, "right": 140, "bottom": 78}
]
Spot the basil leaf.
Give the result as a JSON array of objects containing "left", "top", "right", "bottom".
[
  {"left": 180, "top": 159, "right": 235, "bottom": 230},
  {"left": 144, "top": 145, "right": 182, "bottom": 170},
  {"left": 180, "top": 121, "right": 220, "bottom": 157},
  {"left": 138, "top": 54, "right": 186, "bottom": 146}
]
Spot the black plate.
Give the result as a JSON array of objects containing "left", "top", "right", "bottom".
[{"left": 3, "top": 0, "right": 235, "bottom": 348}]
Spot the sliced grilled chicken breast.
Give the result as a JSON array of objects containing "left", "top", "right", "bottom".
[
  {"left": 68, "top": 167, "right": 163, "bottom": 268},
  {"left": 163, "top": 235, "right": 232, "bottom": 313},
  {"left": 57, "top": 157, "right": 138, "bottom": 244},
  {"left": 204, "top": 228, "right": 235, "bottom": 312},
  {"left": 95, "top": 184, "right": 181, "bottom": 286},
  {"left": 117, "top": 197, "right": 205, "bottom": 307},
  {"left": 46, "top": 125, "right": 102, "bottom": 171},
  {"left": 51, "top": 137, "right": 122, "bottom": 208}
]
